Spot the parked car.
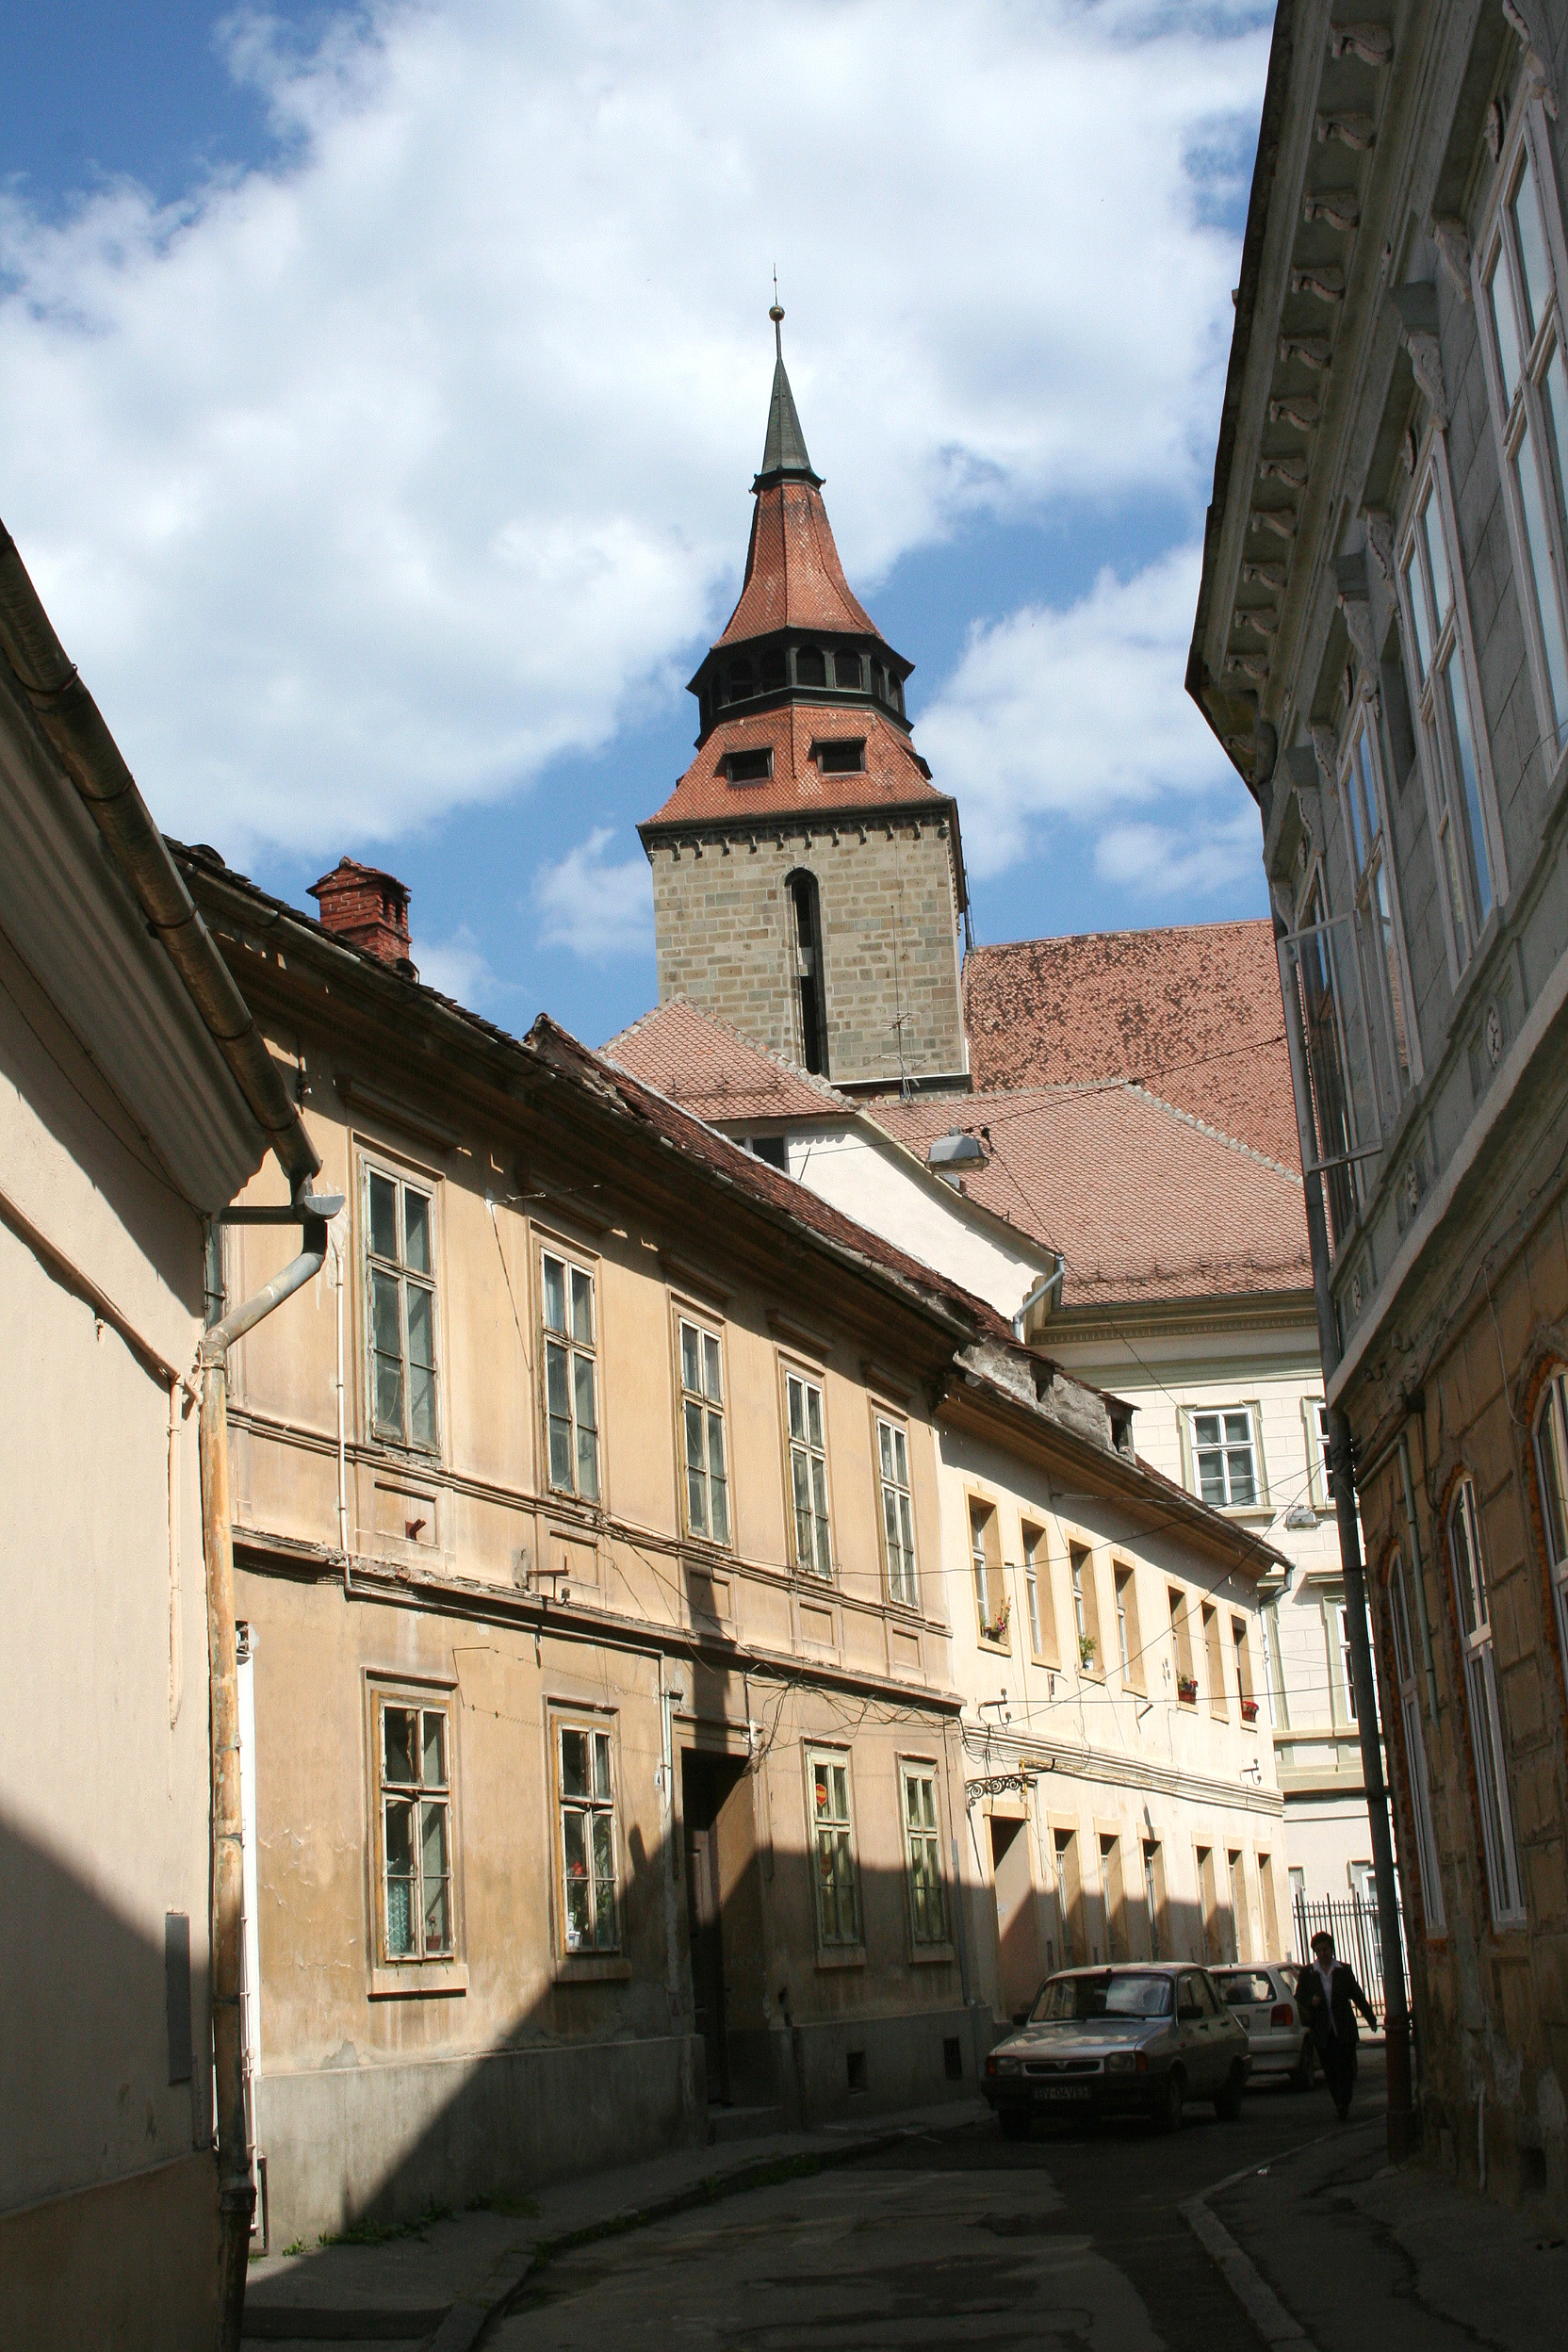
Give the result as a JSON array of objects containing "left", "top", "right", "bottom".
[
  {"left": 1211, "top": 1963, "right": 1315, "bottom": 2090},
  {"left": 982, "top": 1963, "right": 1251, "bottom": 2137}
]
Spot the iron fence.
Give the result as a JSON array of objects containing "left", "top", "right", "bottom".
[{"left": 1292, "top": 1889, "right": 1410, "bottom": 2016}]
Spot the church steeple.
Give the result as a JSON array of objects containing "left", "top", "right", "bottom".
[{"left": 756, "top": 304, "right": 822, "bottom": 486}]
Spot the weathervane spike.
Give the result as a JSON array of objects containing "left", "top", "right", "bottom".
[{"left": 769, "top": 267, "right": 784, "bottom": 357}]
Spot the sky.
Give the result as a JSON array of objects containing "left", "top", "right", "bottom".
[{"left": 0, "top": 0, "right": 1273, "bottom": 1045}]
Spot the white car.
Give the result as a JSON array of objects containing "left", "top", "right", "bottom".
[{"left": 1211, "top": 1963, "right": 1316, "bottom": 2089}]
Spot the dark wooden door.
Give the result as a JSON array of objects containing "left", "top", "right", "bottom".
[{"left": 685, "top": 1823, "right": 729, "bottom": 2102}]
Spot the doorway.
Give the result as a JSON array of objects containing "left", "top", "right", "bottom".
[
  {"left": 681, "top": 1751, "right": 751, "bottom": 2106},
  {"left": 989, "top": 1814, "right": 1041, "bottom": 2020}
]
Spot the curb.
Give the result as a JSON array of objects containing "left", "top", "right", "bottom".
[
  {"left": 1178, "top": 2116, "right": 1382, "bottom": 2352},
  {"left": 437, "top": 2116, "right": 975, "bottom": 2351}
]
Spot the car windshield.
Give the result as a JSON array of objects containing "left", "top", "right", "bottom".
[{"left": 1030, "top": 1971, "right": 1173, "bottom": 2022}]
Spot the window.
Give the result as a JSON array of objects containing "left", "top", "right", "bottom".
[
  {"left": 1189, "top": 1407, "right": 1259, "bottom": 1507},
  {"left": 760, "top": 646, "right": 787, "bottom": 690},
  {"left": 1258, "top": 1854, "right": 1281, "bottom": 1957},
  {"left": 972, "top": 1502, "right": 1007, "bottom": 1642},
  {"left": 795, "top": 644, "right": 826, "bottom": 687},
  {"left": 1054, "top": 1826, "right": 1085, "bottom": 1966},
  {"left": 1142, "top": 1839, "right": 1164, "bottom": 1961},
  {"left": 679, "top": 1318, "right": 728, "bottom": 1544},
  {"left": 1388, "top": 1544, "right": 1446, "bottom": 1935},
  {"left": 1305, "top": 1396, "right": 1331, "bottom": 1511},
  {"left": 1260, "top": 1602, "right": 1282, "bottom": 1728},
  {"left": 366, "top": 1167, "right": 439, "bottom": 1451},
  {"left": 1202, "top": 1602, "right": 1229, "bottom": 1719},
  {"left": 542, "top": 1251, "right": 599, "bottom": 1501},
  {"left": 1447, "top": 1478, "right": 1526, "bottom": 1925},
  {"left": 1479, "top": 115, "right": 1568, "bottom": 763},
  {"left": 1289, "top": 871, "right": 1359, "bottom": 1250},
  {"left": 1069, "top": 1542, "right": 1102, "bottom": 1671},
  {"left": 1531, "top": 1370, "right": 1568, "bottom": 1713},
  {"left": 376, "top": 1696, "right": 453, "bottom": 1963},
  {"left": 1195, "top": 1847, "right": 1220, "bottom": 1965},
  {"left": 877, "top": 1416, "right": 918, "bottom": 1608},
  {"left": 1398, "top": 460, "right": 1496, "bottom": 971},
  {"left": 1340, "top": 709, "right": 1413, "bottom": 1114},
  {"left": 831, "top": 649, "right": 862, "bottom": 692},
  {"left": 727, "top": 659, "right": 755, "bottom": 701},
  {"left": 1335, "top": 1603, "right": 1359, "bottom": 1723},
  {"left": 1101, "top": 1835, "right": 1129, "bottom": 1961},
  {"left": 900, "top": 1765, "right": 945, "bottom": 1945},
  {"left": 725, "top": 748, "right": 773, "bottom": 784},
  {"left": 1232, "top": 1617, "right": 1256, "bottom": 1718},
  {"left": 1228, "top": 1850, "right": 1248, "bottom": 1962},
  {"left": 1114, "top": 1564, "right": 1142, "bottom": 1688},
  {"left": 808, "top": 1751, "right": 859, "bottom": 1947},
  {"left": 786, "top": 1369, "right": 831, "bottom": 1577},
  {"left": 814, "top": 737, "right": 865, "bottom": 775},
  {"left": 1023, "top": 1525, "right": 1056, "bottom": 1663},
  {"left": 1169, "top": 1587, "right": 1196, "bottom": 1697},
  {"left": 556, "top": 1721, "right": 619, "bottom": 1954},
  {"left": 787, "top": 870, "right": 829, "bottom": 1077}
]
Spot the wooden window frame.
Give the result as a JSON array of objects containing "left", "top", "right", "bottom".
[
  {"left": 1185, "top": 1403, "right": 1267, "bottom": 1511},
  {"left": 539, "top": 1240, "right": 601, "bottom": 1504},
  {"left": 874, "top": 1411, "right": 919, "bottom": 1610},
  {"left": 551, "top": 1709, "right": 625, "bottom": 1969},
  {"left": 1113, "top": 1560, "right": 1144, "bottom": 1690},
  {"left": 970, "top": 1496, "right": 1009, "bottom": 1649},
  {"left": 1070, "top": 1540, "right": 1103, "bottom": 1677},
  {"left": 362, "top": 1152, "right": 442, "bottom": 1458},
  {"left": 898, "top": 1758, "right": 948, "bottom": 1951},
  {"left": 1446, "top": 1478, "right": 1527, "bottom": 1928},
  {"left": 781, "top": 1358, "right": 833, "bottom": 1580},
  {"left": 676, "top": 1308, "right": 731, "bottom": 1548},
  {"left": 367, "top": 1676, "right": 466, "bottom": 1999},
  {"left": 805, "top": 1745, "right": 862, "bottom": 1957},
  {"left": 1386, "top": 1542, "right": 1446, "bottom": 1938},
  {"left": 1023, "top": 1522, "right": 1057, "bottom": 1666},
  {"left": 1337, "top": 700, "right": 1419, "bottom": 1112}
]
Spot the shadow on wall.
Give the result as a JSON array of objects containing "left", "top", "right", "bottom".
[{"left": 0, "top": 1814, "right": 219, "bottom": 2351}]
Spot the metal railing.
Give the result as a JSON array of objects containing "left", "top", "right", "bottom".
[{"left": 1293, "top": 1889, "right": 1410, "bottom": 2016}]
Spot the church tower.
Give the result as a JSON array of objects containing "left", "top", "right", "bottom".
[{"left": 639, "top": 311, "right": 969, "bottom": 1093}]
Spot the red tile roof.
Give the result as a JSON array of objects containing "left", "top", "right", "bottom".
[
  {"left": 872, "top": 1080, "right": 1310, "bottom": 1310},
  {"left": 715, "top": 478, "right": 884, "bottom": 645},
  {"left": 643, "top": 700, "right": 943, "bottom": 829},
  {"left": 602, "top": 996, "right": 848, "bottom": 1125},
  {"left": 963, "top": 921, "right": 1299, "bottom": 1175}
]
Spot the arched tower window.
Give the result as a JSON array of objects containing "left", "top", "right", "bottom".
[
  {"left": 787, "top": 869, "right": 829, "bottom": 1077},
  {"left": 795, "top": 645, "right": 826, "bottom": 688},
  {"left": 760, "top": 646, "right": 787, "bottom": 690},
  {"left": 728, "top": 659, "right": 755, "bottom": 701},
  {"left": 833, "top": 647, "right": 861, "bottom": 691}
]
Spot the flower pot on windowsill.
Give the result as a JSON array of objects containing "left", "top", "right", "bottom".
[
  {"left": 980, "top": 1595, "right": 1011, "bottom": 1645},
  {"left": 1177, "top": 1675, "right": 1199, "bottom": 1705},
  {"left": 1240, "top": 1697, "right": 1260, "bottom": 1724},
  {"left": 1079, "top": 1636, "right": 1097, "bottom": 1670}
]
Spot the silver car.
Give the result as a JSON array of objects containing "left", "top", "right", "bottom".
[
  {"left": 982, "top": 1963, "right": 1251, "bottom": 2137},
  {"left": 1211, "top": 1962, "right": 1316, "bottom": 2089}
]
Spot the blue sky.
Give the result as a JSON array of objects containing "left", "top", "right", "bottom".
[{"left": 0, "top": 1, "right": 1272, "bottom": 1047}]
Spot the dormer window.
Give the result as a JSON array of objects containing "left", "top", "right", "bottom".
[
  {"left": 813, "top": 739, "right": 865, "bottom": 776},
  {"left": 724, "top": 748, "right": 773, "bottom": 784},
  {"left": 795, "top": 645, "right": 827, "bottom": 687},
  {"left": 833, "top": 648, "right": 861, "bottom": 691},
  {"left": 760, "top": 647, "right": 787, "bottom": 690},
  {"left": 728, "top": 659, "right": 755, "bottom": 701}
]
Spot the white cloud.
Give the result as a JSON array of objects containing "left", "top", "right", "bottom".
[
  {"left": 917, "top": 543, "right": 1244, "bottom": 881},
  {"left": 416, "top": 921, "right": 503, "bottom": 1006},
  {"left": 0, "top": 0, "right": 1268, "bottom": 868},
  {"left": 1094, "top": 803, "right": 1264, "bottom": 897},
  {"left": 533, "top": 825, "right": 653, "bottom": 959}
]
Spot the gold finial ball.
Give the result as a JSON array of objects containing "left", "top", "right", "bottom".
[{"left": 769, "top": 303, "right": 784, "bottom": 324}]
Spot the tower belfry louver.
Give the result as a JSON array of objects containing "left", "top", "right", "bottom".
[{"left": 638, "top": 309, "right": 969, "bottom": 1093}]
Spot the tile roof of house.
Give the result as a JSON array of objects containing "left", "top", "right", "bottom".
[
  {"left": 602, "top": 995, "right": 849, "bottom": 1126},
  {"left": 643, "top": 699, "right": 943, "bottom": 830},
  {"left": 872, "top": 1079, "right": 1310, "bottom": 1311},
  {"left": 962, "top": 920, "right": 1299, "bottom": 1175},
  {"left": 715, "top": 475, "right": 884, "bottom": 647}
]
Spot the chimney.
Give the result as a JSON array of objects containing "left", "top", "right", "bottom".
[{"left": 308, "top": 857, "right": 416, "bottom": 974}]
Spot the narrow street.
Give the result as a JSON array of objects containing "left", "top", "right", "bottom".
[{"left": 484, "top": 2063, "right": 1391, "bottom": 2352}]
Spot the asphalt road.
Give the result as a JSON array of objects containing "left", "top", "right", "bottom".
[{"left": 486, "top": 2055, "right": 1390, "bottom": 2352}]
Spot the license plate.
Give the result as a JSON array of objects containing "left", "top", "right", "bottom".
[{"left": 1033, "top": 2084, "right": 1091, "bottom": 2101}]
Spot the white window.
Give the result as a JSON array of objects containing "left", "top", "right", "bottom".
[
  {"left": 1447, "top": 1478, "right": 1526, "bottom": 1926},
  {"left": 1115, "top": 1567, "right": 1135, "bottom": 1680},
  {"left": 1388, "top": 1544, "right": 1446, "bottom": 1935},
  {"left": 375, "top": 1696, "right": 453, "bottom": 1963},
  {"left": 1478, "top": 110, "right": 1568, "bottom": 765},
  {"left": 808, "top": 1751, "right": 859, "bottom": 1947},
  {"left": 1340, "top": 708, "right": 1413, "bottom": 1113},
  {"left": 1335, "top": 1603, "right": 1360, "bottom": 1723},
  {"left": 1398, "top": 459, "right": 1498, "bottom": 973},
  {"left": 543, "top": 1251, "right": 599, "bottom": 1501},
  {"left": 1531, "top": 1368, "right": 1568, "bottom": 1712},
  {"left": 786, "top": 1370, "right": 831, "bottom": 1576},
  {"left": 366, "top": 1166, "right": 439, "bottom": 1451},
  {"left": 971, "top": 1502, "right": 1008, "bottom": 1644},
  {"left": 1290, "top": 869, "right": 1360, "bottom": 1251},
  {"left": 1023, "top": 1524, "right": 1054, "bottom": 1663},
  {"left": 1305, "top": 1396, "right": 1332, "bottom": 1511},
  {"left": 556, "top": 1721, "right": 619, "bottom": 1954},
  {"left": 900, "top": 1765, "right": 945, "bottom": 1945},
  {"left": 1189, "top": 1408, "right": 1260, "bottom": 1507},
  {"left": 679, "top": 1318, "right": 728, "bottom": 1544},
  {"left": 877, "top": 1416, "right": 918, "bottom": 1608}
]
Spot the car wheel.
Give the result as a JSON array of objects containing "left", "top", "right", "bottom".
[
  {"left": 1290, "top": 2038, "right": 1315, "bottom": 2092},
  {"left": 999, "top": 2110, "right": 1031, "bottom": 2143},
  {"left": 1155, "top": 2070, "right": 1184, "bottom": 2133},
  {"left": 1214, "top": 2063, "right": 1245, "bottom": 2121}
]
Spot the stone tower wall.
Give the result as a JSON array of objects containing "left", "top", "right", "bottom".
[{"left": 647, "top": 818, "right": 966, "bottom": 1086}]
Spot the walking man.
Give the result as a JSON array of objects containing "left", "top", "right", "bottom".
[{"left": 1298, "top": 1929, "right": 1379, "bottom": 2118}]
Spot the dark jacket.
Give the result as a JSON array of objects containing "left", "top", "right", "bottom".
[{"left": 1298, "top": 1960, "right": 1377, "bottom": 2052}]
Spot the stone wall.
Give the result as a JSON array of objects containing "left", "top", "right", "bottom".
[{"left": 647, "top": 819, "right": 966, "bottom": 1086}]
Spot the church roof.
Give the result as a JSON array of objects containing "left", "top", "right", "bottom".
[
  {"left": 715, "top": 474, "right": 883, "bottom": 647},
  {"left": 757, "top": 332, "right": 820, "bottom": 484},
  {"left": 641, "top": 699, "right": 943, "bottom": 830}
]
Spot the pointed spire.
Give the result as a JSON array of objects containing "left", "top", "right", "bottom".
[{"left": 756, "top": 297, "right": 821, "bottom": 486}]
